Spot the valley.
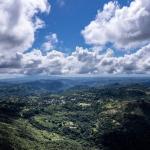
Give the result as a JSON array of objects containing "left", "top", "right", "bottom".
[{"left": 0, "top": 77, "right": 150, "bottom": 150}]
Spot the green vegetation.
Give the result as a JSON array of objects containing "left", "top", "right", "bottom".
[{"left": 0, "top": 80, "right": 150, "bottom": 150}]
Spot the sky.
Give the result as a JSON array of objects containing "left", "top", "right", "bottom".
[
  {"left": 34, "top": 0, "right": 131, "bottom": 53},
  {"left": 0, "top": 0, "right": 149, "bottom": 76}
]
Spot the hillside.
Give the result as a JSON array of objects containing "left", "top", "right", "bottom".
[{"left": 0, "top": 78, "right": 150, "bottom": 149}]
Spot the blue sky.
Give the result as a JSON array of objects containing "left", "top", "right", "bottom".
[
  {"left": 34, "top": 0, "right": 102, "bottom": 52},
  {"left": 34, "top": 0, "right": 131, "bottom": 53},
  {"left": 0, "top": 0, "right": 149, "bottom": 76}
]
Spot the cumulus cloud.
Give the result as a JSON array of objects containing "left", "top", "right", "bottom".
[
  {"left": 0, "top": 44, "right": 149, "bottom": 75},
  {"left": 0, "top": 0, "right": 50, "bottom": 55},
  {"left": 41, "top": 33, "right": 58, "bottom": 51},
  {"left": 0, "top": 0, "right": 149, "bottom": 76},
  {"left": 82, "top": 0, "right": 150, "bottom": 49}
]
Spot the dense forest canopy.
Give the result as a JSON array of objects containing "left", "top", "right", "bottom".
[{"left": 0, "top": 77, "right": 150, "bottom": 150}]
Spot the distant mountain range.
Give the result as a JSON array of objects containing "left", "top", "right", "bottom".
[{"left": 0, "top": 76, "right": 149, "bottom": 96}]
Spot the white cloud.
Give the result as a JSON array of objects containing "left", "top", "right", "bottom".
[
  {"left": 0, "top": 0, "right": 50, "bottom": 55},
  {"left": 0, "top": 0, "right": 149, "bottom": 76},
  {"left": 82, "top": 0, "right": 150, "bottom": 49},
  {"left": 0, "top": 44, "right": 149, "bottom": 75},
  {"left": 41, "top": 33, "right": 58, "bottom": 51}
]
